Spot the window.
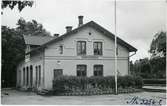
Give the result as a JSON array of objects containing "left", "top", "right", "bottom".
[
  {"left": 77, "top": 41, "right": 86, "bottom": 55},
  {"left": 59, "top": 45, "right": 63, "bottom": 54},
  {"left": 94, "top": 42, "right": 102, "bottom": 55},
  {"left": 54, "top": 69, "right": 63, "bottom": 79},
  {"left": 94, "top": 65, "right": 103, "bottom": 76},
  {"left": 77, "top": 65, "right": 87, "bottom": 77}
]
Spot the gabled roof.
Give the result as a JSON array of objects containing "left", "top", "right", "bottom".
[
  {"left": 27, "top": 21, "right": 137, "bottom": 54},
  {"left": 23, "top": 35, "right": 54, "bottom": 45}
]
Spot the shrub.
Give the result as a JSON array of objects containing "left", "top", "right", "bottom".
[
  {"left": 134, "top": 76, "right": 143, "bottom": 88},
  {"left": 53, "top": 75, "right": 143, "bottom": 93}
]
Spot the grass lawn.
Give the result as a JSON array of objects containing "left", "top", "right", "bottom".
[{"left": 1, "top": 88, "right": 166, "bottom": 105}]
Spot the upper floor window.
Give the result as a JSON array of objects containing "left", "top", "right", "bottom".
[
  {"left": 94, "top": 65, "right": 103, "bottom": 76},
  {"left": 77, "top": 41, "right": 86, "bottom": 55},
  {"left": 94, "top": 42, "right": 103, "bottom": 55},
  {"left": 59, "top": 45, "right": 63, "bottom": 54},
  {"left": 77, "top": 65, "right": 87, "bottom": 77}
]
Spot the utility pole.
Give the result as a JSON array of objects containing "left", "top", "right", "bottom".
[{"left": 114, "top": 0, "right": 118, "bottom": 95}]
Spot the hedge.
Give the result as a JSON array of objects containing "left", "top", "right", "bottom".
[
  {"left": 143, "top": 79, "right": 166, "bottom": 85},
  {"left": 52, "top": 75, "right": 143, "bottom": 94}
]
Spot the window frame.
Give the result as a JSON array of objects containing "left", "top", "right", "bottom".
[
  {"left": 77, "top": 41, "right": 86, "bottom": 55},
  {"left": 94, "top": 65, "right": 103, "bottom": 76},
  {"left": 76, "top": 65, "right": 87, "bottom": 77},
  {"left": 93, "top": 42, "right": 103, "bottom": 55}
]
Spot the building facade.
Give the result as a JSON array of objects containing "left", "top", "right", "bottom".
[{"left": 16, "top": 16, "right": 137, "bottom": 90}]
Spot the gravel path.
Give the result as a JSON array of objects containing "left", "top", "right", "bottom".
[{"left": 1, "top": 88, "right": 166, "bottom": 105}]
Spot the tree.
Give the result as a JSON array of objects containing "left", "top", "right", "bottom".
[
  {"left": 131, "top": 31, "right": 166, "bottom": 79},
  {"left": 150, "top": 57, "right": 166, "bottom": 78},
  {"left": 2, "top": 26, "right": 25, "bottom": 87},
  {"left": 16, "top": 18, "right": 51, "bottom": 36},
  {"left": 1, "top": 0, "right": 34, "bottom": 13},
  {"left": 149, "top": 31, "right": 166, "bottom": 58},
  {"left": 132, "top": 58, "right": 151, "bottom": 78},
  {"left": 2, "top": 18, "right": 51, "bottom": 87}
]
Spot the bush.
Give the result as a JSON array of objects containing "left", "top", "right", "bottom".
[
  {"left": 134, "top": 76, "right": 143, "bottom": 88},
  {"left": 118, "top": 75, "right": 135, "bottom": 88},
  {"left": 53, "top": 75, "right": 143, "bottom": 93}
]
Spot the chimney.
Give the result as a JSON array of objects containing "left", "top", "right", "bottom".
[
  {"left": 78, "top": 16, "right": 83, "bottom": 27},
  {"left": 66, "top": 26, "right": 72, "bottom": 33},
  {"left": 54, "top": 33, "right": 59, "bottom": 38}
]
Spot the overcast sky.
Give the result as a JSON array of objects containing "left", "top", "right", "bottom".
[{"left": 2, "top": 0, "right": 166, "bottom": 61}]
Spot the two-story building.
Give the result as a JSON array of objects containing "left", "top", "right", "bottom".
[{"left": 16, "top": 16, "right": 137, "bottom": 90}]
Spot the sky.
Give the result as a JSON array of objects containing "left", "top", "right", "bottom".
[{"left": 1, "top": 0, "right": 166, "bottom": 62}]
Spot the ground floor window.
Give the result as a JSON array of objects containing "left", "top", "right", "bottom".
[
  {"left": 77, "top": 65, "right": 87, "bottom": 77},
  {"left": 94, "top": 65, "right": 103, "bottom": 76},
  {"left": 53, "top": 69, "right": 63, "bottom": 79}
]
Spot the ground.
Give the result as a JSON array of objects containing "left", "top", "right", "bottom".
[{"left": 1, "top": 88, "right": 166, "bottom": 105}]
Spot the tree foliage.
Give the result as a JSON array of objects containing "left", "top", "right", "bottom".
[
  {"left": 131, "top": 31, "right": 166, "bottom": 79},
  {"left": 2, "top": 18, "right": 51, "bottom": 87},
  {"left": 149, "top": 57, "right": 166, "bottom": 78},
  {"left": 149, "top": 31, "right": 166, "bottom": 57},
  {"left": 1, "top": 0, "right": 33, "bottom": 12},
  {"left": 131, "top": 57, "right": 166, "bottom": 79},
  {"left": 16, "top": 18, "right": 51, "bottom": 36},
  {"left": 2, "top": 26, "right": 25, "bottom": 87}
]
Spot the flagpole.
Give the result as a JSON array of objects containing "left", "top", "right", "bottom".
[{"left": 114, "top": 0, "right": 118, "bottom": 95}]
